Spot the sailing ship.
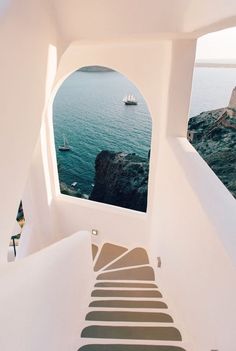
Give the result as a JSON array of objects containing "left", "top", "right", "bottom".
[
  {"left": 123, "top": 94, "right": 138, "bottom": 105},
  {"left": 58, "top": 135, "right": 71, "bottom": 151}
]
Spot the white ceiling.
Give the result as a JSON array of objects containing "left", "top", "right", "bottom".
[
  {"left": 50, "top": 0, "right": 236, "bottom": 43},
  {"left": 51, "top": 0, "right": 188, "bottom": 42}
]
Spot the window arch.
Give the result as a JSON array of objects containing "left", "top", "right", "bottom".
[{"left": 53, "top": 65, "right": 152, "bottom": 212}]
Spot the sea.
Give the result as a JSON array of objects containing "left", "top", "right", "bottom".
[{"left": 53, "top": 67, "right": 236, "bottom": 196}]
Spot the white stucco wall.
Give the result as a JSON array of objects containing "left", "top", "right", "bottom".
[
  {"left": 55, "top": 195, "right": 148, "bottom": 248},
  {"left": 0, "top": 231, "right": 93, "bottom": 351},
  {"left": 0, "top": 0, "right": 59, "bottom": 261},
  {"left": 17, "top": 129, "right": 59, "bottom": 259},
  {"left": 149, "top": 138, "right": 236, "bottom": 350}
]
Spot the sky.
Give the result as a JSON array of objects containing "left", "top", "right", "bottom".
[{"left": 196, "top": 27, "right": 236, "bottom": 61}]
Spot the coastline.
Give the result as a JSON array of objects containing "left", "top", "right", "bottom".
[
  {"left": 195, "top": 62, "right": 236, "bottom": 68},
  {"left": 195, "top": 59, "right": 236, "bottom": 68}
]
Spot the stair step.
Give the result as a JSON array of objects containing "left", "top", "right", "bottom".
[
  {"left": 95, "top": 282, "right": 158, "bottom": 289},
  {"left": 94, "top": 244, "right": 128, "bottom": 272},
  {"left": 104, "top": 248, "right": 149, "bottom": 271},
  {"left": 91, "top": 289, "right": 162, "bottom": 298},
  {"left": 81, "top": 325, "right": 182, "bottom": 341},
  {"left": 86, "top": 311, "right": 173, "bottom": 323},
  {"left": 97, "top": 266, "right": 155, "bottom": 281},
  {"left": 79, "top": 345, "right": 186, "bottom": 351},
  {"left": 82, "top": 244, "right": 184, "bottom": 351},
  {"left": 92, "top": 245, "right": 99, "bottom": 261},
  {"left": 89, "top": 300, "right": 168, "bottom": 309}
]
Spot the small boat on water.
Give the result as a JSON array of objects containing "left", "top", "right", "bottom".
[
  {"left": 59, "top": 135, "right": 71, "bottom": 151},
  {"left": 123, "top": 94, "right": 138, "bottom": 105}
]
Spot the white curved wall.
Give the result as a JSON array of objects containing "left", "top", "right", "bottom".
[
  {"left": 55, "top": 195, "right": 149, "bottom": 248},
  {"left": 0, "top": 231, "right": 93, "bottom": 351},
  {"left": 149, "top": 138, "right": 236, "bottom": 350},
  {"left": 17, "top": 118, "right": 61, "bottom": 259},
  {"left": 0, "top": 0, "right": 59, "bottom": 261}
]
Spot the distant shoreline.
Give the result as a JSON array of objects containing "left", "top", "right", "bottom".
[
  {"left": 78, "top": 66, "right": 114, "bottom": 72},
  {"left": 195, "top": 61, "right": 236, "bottom": 68}
]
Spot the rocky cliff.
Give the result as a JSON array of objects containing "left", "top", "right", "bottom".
[
  {"left": 188, "top": 91, "right": 236, "bottom": 198},
  {"left": 89, "top": 151, "right": 149, "bottom": 212}
]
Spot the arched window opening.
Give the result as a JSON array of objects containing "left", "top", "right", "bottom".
[
  {"left": 188, "top": 27, "right": 236, "bottom": 198},
  {"left": 53, "top": 66, "right": 152, "bottom": 212}
]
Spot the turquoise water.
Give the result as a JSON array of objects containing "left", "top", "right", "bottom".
[
  {"left": 53, "top": 67, "right": 236, "bottom": 196},
  {"left": 53, "top": 70, "right": 152, "bottom": 195}
]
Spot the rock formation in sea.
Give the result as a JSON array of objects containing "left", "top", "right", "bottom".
[
  {"left": 188, "top": 86, "right": 236, "bottom": 198},
  {"left": 89, "top": 150, "right": 149, "bottom": 212},
  {"left": 60, "top": 182, "right": 82, "bottom": 197}
]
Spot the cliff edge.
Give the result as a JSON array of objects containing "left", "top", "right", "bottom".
[
  {"left": 188, "top": 87, "right": 236, "bottom": 198},
  {"left": 89, "top": 151, "right": 149, "bottom": 212}
]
